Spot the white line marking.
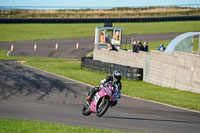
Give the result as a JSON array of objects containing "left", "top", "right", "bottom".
[
  {"left": 123, "top": 94, "right": 200, "bottom": 113},
  {"left": 7, "top": 50, "right": 11, "bottom": 57},
  {"left": 20, "top": 62, "right": 200, "bottom": 113}
]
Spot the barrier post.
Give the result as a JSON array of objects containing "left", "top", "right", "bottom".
[
  {"left": 55, "top": 43, "right": 59, "bottom": 51},
  {"left": 34, "top": 44, "right": 37, "bottom": 51},
  {"left": 10, "top": 44, "right": 14, "bottom": 51},
  {"left": 76, "top": 42, "right": 79, "bottom": 49}
]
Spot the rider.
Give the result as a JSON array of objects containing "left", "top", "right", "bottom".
[{"left": 86, "top": 70, "right": 122, "bottom": 106}]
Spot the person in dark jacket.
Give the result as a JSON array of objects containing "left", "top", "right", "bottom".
[
  {"left": 108, "top": 42, "right": 118, "bottom": 51},
  {"left": 136, "top": 41, "right": 144, "bottom": 53},
  {"left": 144, "top": 41, "right": 149, "bottom": 52},
  {"left": 132, "top": 41, "right": 137, "bottom": 52}
]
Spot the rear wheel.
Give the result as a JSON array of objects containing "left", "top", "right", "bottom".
[
  {"left": 96, "top": 98, "right": 110, "bottom": 117},
  {"left": 82, "top": 104, "right": 91, "bottom": 116}
]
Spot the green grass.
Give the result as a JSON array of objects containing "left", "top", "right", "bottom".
[
  {"left": 1, "top": 21, "right": 200, "bottom": 42},
  {"left": 0, "top": 24, "right": 98, "bottom": 42},
  {"left": 115, "top": 21, "right": 200, "bottom": 35},
  {"left": 0, "top": 50, "right": 200, "bottom": 111},
  {"left": 1, "top": 21, "right": 200, "bottom": 132},
  {"left": 0, "top": 118, "right": 137, "bottom": 133},
  {"left": 122, "top": 81, "right": 200, "bottom": 110}
]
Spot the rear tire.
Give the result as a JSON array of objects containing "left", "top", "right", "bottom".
[
  {"left": 82, "top": 104, "right": 91, "bottom": 116},
  {"left": 96, "top": 98, "right": 110, "bottom": 117}
]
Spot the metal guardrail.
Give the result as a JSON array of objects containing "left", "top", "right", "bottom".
[{"left": 0, "top": 16, "right": 200, "bottom": 23}]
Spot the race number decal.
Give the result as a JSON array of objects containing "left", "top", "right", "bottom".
[{"left": 94, "top": 94, "right": 100, "bottom": 102}]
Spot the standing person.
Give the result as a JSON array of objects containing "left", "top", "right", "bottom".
[
  {"left": 158, "top": 43, "right": 166, "bottom": 51},
  {"left": 114, "top": 31, "right": 119, "bottom": 41},
  {"left": 100, "top": 32, "right": 105, "bottom": 43},
  {"left": 132, "top": 40, "right": 137, "bottom": 52},
  {"left": 144, "top": 41, "right": 149, "bottom": 52},
  {"left": 136, "top": 41, "right": 144, "bottom": 53},
  {"left": 107, "top": 42, "right": 118, "bottom": 51}
]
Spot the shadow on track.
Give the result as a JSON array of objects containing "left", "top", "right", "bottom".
[
  {"left": 0, "top": 61, "right": 79, "bottom": 100},
  {"left": 48, "top": 50, "right": 56, "bottom": 57}
]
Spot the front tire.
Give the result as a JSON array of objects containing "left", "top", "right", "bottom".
[
  {"left": 96, "top": 98, "right": 110, "bottom": 117},
  {"left": 82, "top": 104, "right": 91, "bottom": 116}
]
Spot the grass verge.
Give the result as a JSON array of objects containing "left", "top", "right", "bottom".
[
  {"left": 0, "top": 50, "right": 200, "bottom": 111},
  {"left": 0, "top": 21, "right": 200, "bottom": 42},
  {"left": 0, "top": 118, "right": 137, "bottom": 133}
]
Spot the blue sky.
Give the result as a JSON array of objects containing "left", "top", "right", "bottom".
[{"left": 1, "top": 0, "right": 200, "bottom": 8}]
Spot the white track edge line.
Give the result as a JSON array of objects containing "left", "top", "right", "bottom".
[
  {"left": 20, "top": 62, "right": 200, "bottom": 113},
  {"left": 6, "top": 50, "right": 11, "bottom": 57}
]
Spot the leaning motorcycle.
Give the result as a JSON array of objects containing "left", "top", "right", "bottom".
[{"left": 82, "top": 83, "right": 115, "bottom": 117}]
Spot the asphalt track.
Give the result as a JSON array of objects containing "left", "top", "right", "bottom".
[
  {"left": 0, "top": 33, "right": 200, "bottom": 133},
  {"left": 0, "top": 33, "right": 182, "bottom": 59},
  {"left": 0, "top": 61, "right": 200, "bottom": 133}
]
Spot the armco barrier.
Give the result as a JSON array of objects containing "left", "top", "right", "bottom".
[
  {"left": 81, "top": 57, "right": 143, "bottom": 81},
  {"left": 0, "top": 16, "right": 200, "bottom": 23}
]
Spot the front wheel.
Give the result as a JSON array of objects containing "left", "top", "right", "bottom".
[
  {"left": 96, "top": 98, "right": 110, "bottom": 117},
  {"left": 82, "top": 104, "right": 91, "bottom": 116}
]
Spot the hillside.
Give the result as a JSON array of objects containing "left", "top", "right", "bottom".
[{"left": 1, "top": 6, "right": 200, "bottom": 19}]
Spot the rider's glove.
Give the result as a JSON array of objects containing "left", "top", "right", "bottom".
[
  {"left": 100, "top": 84, "right": 104, "bottom": 88},
  {"left": 100, "top": 79, "right": 106, "bottom": 85}
]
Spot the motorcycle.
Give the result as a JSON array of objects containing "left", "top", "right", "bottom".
[{"left": 82, "top": 83, "right": 116, "bottom": 117}]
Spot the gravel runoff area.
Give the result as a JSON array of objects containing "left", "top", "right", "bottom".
[{"left": 0, "top": 33, "right": 182, "bottom": 59}]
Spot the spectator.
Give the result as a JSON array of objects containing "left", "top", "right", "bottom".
[
  {"left": 158, "top": 43, "right": 166, "bottom": 51},
  {"left": 136, "top": 41, "right": 144, "bottom": 53},
  {"left": 144, "top": 41, "right": 148, "bottom": 52},
  {"left": 100, "top": 32, "right": 105, "bottom": 43},
  {"left": 114, "top": 31, "right": 120, "bottom": 41},
  {"left": 132, "top": 40, "right": 137, "bottom": 52},
  {"left": 108, "top": 42, "right": 118, "bottom": 51}
]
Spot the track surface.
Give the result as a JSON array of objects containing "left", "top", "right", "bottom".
[
  {"left": 0, "top": 33, "right": 200, "bottom": 133},
  {"left": 0, "top": 61, "right": 200, "bottom": 133}
]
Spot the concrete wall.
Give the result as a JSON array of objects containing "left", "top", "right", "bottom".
[
  {"left": 93, "top": 48, "right": 200, "bottom": 93},
  {"left": 149, "top": 50, "right": 200, "bottom": 93},
  {"left": 93, "top": 49, "right": 148, "bottom": 80}
]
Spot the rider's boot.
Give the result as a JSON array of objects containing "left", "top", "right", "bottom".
[
  {"left": 86, "top": 96, "right": 91, "bottom": 101},
  {"left": 86, "top": 87, "right": 99, "bottom": 101},
  {"left": 111, "top": 100, "right": 117, "bottom": 108}
]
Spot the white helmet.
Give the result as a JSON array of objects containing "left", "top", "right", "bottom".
[{"left": 112, "top": 70, "right": 122, "bottom": 81}]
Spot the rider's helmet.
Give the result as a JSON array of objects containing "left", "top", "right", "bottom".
[{"left": 112, "top": 70, "right": 122, "bottom": 82}]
